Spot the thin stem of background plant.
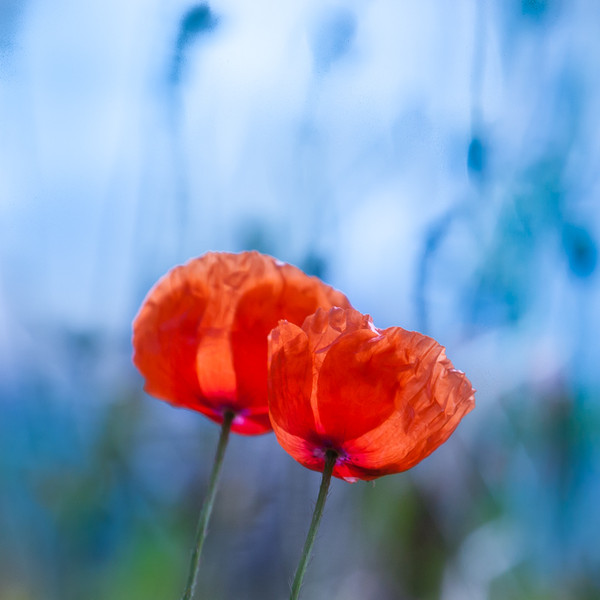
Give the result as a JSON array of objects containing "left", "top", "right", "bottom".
[
  {"left": 290, "top": 450, "right": 337, "bottom": 600},
  {"left": 181, "top": 411, "right": 234, "bottom": 600}
]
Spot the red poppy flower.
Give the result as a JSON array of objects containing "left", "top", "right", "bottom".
[
  {"left": 132, "top": 251, "right": 350, "bottom": 435},
  {"left": 268, "top": 307, "right": 475, "bottom": 480}
]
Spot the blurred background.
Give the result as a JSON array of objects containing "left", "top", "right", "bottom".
[{"left": 1, "top": 0, "right": 599, "bottom": 598}]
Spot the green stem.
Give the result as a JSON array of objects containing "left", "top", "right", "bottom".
[
  {"left": 290, "top": 450, "right": 337, "bottom": 600},
  {"left": 181, "top": 411, "right": 234, "bottom": 600}
]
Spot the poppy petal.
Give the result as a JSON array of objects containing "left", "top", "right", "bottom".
[
  {"left": 268, "top": 321, "right": 317, "bottom": 438},
  {"left": 340, "top": 333, "right": 475, "bottom": 476},
  {"left": 315, "top": 328, "right": 397, "bottom": 441},
  {"left": 132, "top": 263, "right": 210, "bottom": 411}
]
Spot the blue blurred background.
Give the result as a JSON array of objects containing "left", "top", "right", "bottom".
[{"left": 1, "top": 0, "right": 599, "bottom": 598}]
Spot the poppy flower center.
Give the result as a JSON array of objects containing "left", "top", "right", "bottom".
[
  {"left": 312, "top": 444, "right": 348, "bottom": 465},
  {"left": 217, "top": 406, "right": 244, "bottom": 422}
]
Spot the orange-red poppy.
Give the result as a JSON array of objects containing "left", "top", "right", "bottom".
[
  {"left": 132, "top": 251, "right": 350, "bottom": 435},
  {"left": 268, "top": 307, "right": 475, "bottom": 480}
]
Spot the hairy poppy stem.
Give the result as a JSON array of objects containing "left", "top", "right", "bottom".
[
  {"left": 181, "top": 411, "right": 234, "bottom": 600},
  {"left": 289, "top": 450, "right": 337, "bottom": 600}
]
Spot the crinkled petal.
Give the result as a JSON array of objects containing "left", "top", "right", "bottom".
[
  {"left": 303, "top": 306, "right": 373, "bottom": 354},
  {"left": 339, "top": 329, "right": 475, "bottom": 477},
  {"left": 132, "top": 263, "right": 210, "bottom": 410},
  {"left": 268, "top": 321, "right": 317, "bottom": 438},
  {"left": 315, "top": 328, "right": 397, "bottom": 441}
]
